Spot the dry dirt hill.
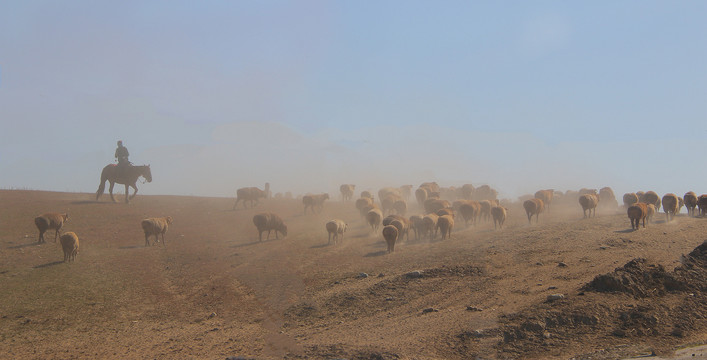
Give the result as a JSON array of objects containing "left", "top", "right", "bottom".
[{"left": 1, "top": 190, "right": 707, "bottom": 359}]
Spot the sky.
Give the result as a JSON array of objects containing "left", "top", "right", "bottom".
[{"left": 1, "top": 1, "right": 706, "bottom": 200}]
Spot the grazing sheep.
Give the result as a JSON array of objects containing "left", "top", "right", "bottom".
[
  {"left": 59, "top": 231, "right": 79, "bottom": 262},
  {"left": 340, "top": 184, "right": 356, "bottom": 202},
  {"left": 436, "top": 215, "right": 454, "bottom": 240},
  {"left": 393, "top": 199, "right": 407, "bottom": 216},
  {"left": 646, "top": 203, "right": 656, "bottom": 223},
  {"left": 698, "top": 195, "right": 707, "bottom": 217},
  {"left": 534, "top": 190, "right": 554, "bottom": 212},
  {"left": 366, "top": 208, "right": 383, "bottom": 232},
  {"left": 599, "top": 187, "right": 619, "bottom": 209},
  {"left": 356, "top": 197, "right": 375, "bottom": 217},
  {"left": 421, "top": 214, "right": 439, "bottom": 240},
  {"left": 684, "top": 192, "right": 698, "bottom": 217},
  {"left": 640, "top": 191, "right": 661, "bottom": 212},
  {"left": 523, "top": 199, "right": 544, "bottom": 224},
  {"left": 382, "top": 225, "right": 398, "bottom": 253},
  {"left": 424, "top": 198, "right": 450, "bottom": 214},
  {"left": 459, "top": 202, "right": 481, "bottom": 227},
  {"left": 252, "top": 213, "right": 287, "bottom": 242},
  {"left": 303, "top": 193, "right": 329, "bottom": 214},
  {"left": 34, "top": 213, "right": 69, "bottom": 243},
  {"left": 325, "top": 219, "right": 348, "bottom": 244},
  {"left": 361, "top": 191, "right": 374, "bottom": 199},
  {"left": 141, "top": 216, "right": 173, "bottom": 246},
  {"left": 627, "top": 203, "right": 648, "bottom": 229},
  {"left": 233, "top": 186, "right": 267, "bottom": 210},
  {"left": 409, "top": 215, "right": 425, "bottom": 241},
  {"left": 579, "top": 194, "right": 600, "bottom": 218},
  {"left": 662, "top": 193, "right": 680, "bottom": 222},
  {"left": 491, "top": 206, "right": 507, "bottom": 230},
  {"left": 623, "top": 193, "right": 639, "bottom": 208}
]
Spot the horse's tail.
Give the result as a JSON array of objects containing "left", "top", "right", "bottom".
[{"left": 96, "top": 166, "right": 109, "bottom": 200}]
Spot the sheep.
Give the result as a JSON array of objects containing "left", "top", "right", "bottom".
[
  {"left": 252, "top": 213, "right": 287, "bottom": 242},
  {"left": 436, "top": 208, "right": 455, "bottom": 217},
  {"left": 233, "top": 186, "right": 267, "bottom": 210},
  {"left": 356, "top": 197, "right": 375, "bottom": 217},
  {"left": 393, "top": 199, "right": 407, "bottom": 216},
  {"left": 381, "top": 194, "right": 401, "bottom": 215},
  {"left": 640, "top": 191, "right": 661, "bottom": 212},
  {"left": 460, "top": 184, "right": 475, "bottom": 200},
  {"left": 360, "top": 191, "right": 374, "bottom": 199},
  {"left": 698, "top": 195, "right": 707, "bottom": 217},
  {"left": 479, "top": 200, "right": 493, "bottom": 222},
  {"left": 339, "top": 184, "right": 356, "bottom": 202},
  {"left": 646, "top": 203, "right": 656, "bottom": 224},
  {"left": 436, "top": 215, "right": 454, "bottom": 240},
  {"left": 325, "top": 219, "right": 348, "bottom": 244},
  {"left": 684, "top": 192, "right": 698, "bottom": 217},
  {"left": 662, "top": 193, "right": 680, "bottom": 222},
  {"left": 383, "top": 215, "right": 409, "bottom": 241},
  {"left": 409, "top": 215, "right": 425, "bottom": 241},
  {"left": 534, "top": 190, "right": 554, "bottom": 212},
  {"left": 491, "top": 206, "right": 507, "bottom": 230},
  {"left": 378, "top": 187, "right": 402, "bottom": 203},
  {"left": 421, "top": 213, "right": 439, "bottom": 240},
  {"left": 579, "top": 194, "right": 600, "bottom": 218},
  {"left": 424, "top": 198, "right": 450, "bottom": 214},
  {"left": 59, "top": 231, "right": 79, "bottom": 262},
  {"left": 627, "top": 203, "right": 648, "bottom": 230},
  {"left": 459, "top": 201, "right": 481, "bottom": 227},
  {"left": 303, "top": 193, "right": 329, "bottom": 214},
  {"left": 523, "top": 198, "right": 544, "bottom": 224},
  {"left": 472, "top": 185, "right": 498, "bottom": 201},
  {"left": 390, "top": 219, "right": 409, "bottom": 242},
  {"left": 366, "top": 208, "right": 383, "bottom": 232},
  {"left": 415, "top": 187, "right": 429, "bottom": 206},
  {"left": 34, "top": 213, "right": 69, "bottom": 243},
  {"left": 623, "top": 193, "right": 639, "bottom": 208},
  {"left": 579, "top": 188, "right": 598, "bottom": 196},
  {"left": 399, "top": 185, "right": 413, "bottom": 201},
  {"left": 382, "top": 225, "right": 398, "bottom": 253},
  {"left": 599, "top": 187, "right": 619, "bottom": 209},
  {"left": 141, "top": 216, "right": 173, "bottom": 246}
]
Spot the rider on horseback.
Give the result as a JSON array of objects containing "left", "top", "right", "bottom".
[{"left": 115, "top": 140, "right": 130, "bottom": 167}]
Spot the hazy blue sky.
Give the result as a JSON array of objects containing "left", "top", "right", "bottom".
[{"left": 1, "top": 1, "right": 706, "bottom": 200}]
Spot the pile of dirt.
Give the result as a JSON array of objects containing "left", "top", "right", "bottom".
[{"left": 492, "top": 241, "right": 707, "bottom": 358}]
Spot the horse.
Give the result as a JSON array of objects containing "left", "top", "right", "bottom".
[{"left": 96, "top": 164, "right": 152, "bottom": 203}]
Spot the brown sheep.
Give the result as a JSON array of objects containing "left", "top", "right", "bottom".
[
  {"left": 233, "top": 186, "right": 267, "bottom": 210},
  {"left": 366, "top": 208, "right": 383, "bottom": 232},
  {"left": 382, "top": 214, "right": 406, "bottom": 227},
  {"left": 579, "top": 194, "right": 599, "bottom": 218},
  {"left": 646, "top": 203, "right": 656, "bottom": 224},
  {"left": 460, "top": 184, "right": 475, "bottom": 200},
  {"left": 436, "top": 208, "right": 455, "bottom": 218},
  {"left": 252, "top": 213, "right": 287, "bottom": 242},
  {"left": 579, "top": 188, "right": 598, "bottom": 196},
  {"left": 698, "top": 195, "right": 707, "bottom": 217},
  {"left": 523, "top": 198, "right": 544, "bottom": 224},
  {"left": 378, "top": 187, "right": 402, "bottom": 203},
  {"left": 415, "top": 187, "right": 429, "bottom": 206},
  {"left": 421, "top": 214, "right": 439, "bottom": 240},
  {"left": 640, "top": 191, "right": 661, "bottom": 212},
  {"left": 598, "top": 187, "right": 618, "bottom": 209},
  {"left": 627, "top": 203, "right": 648, "bottom": 230},
  {"left": 382, "top": 225, "right": 398, "bottom": 253},
  {"left": 479, "top": 200, "right": 493, "bottom": 222},
  {"left": 141, "top": 216, "right": 173, "bottom": 246},
  {"left": 409, "top": 215, "right": 425, "bottom": 241},
  {"left": 400, "top": 185, "right": 413, "bottom": 201},
  {"left": 623, "top": 193, "right": 639, "bottom": 208},
  {"left": 534, "top": 190, "right": 554, "bottom": 212},
  {"left": 424, "top": 198, "right": 450, "bottom": 214},
  {"left": 472, "top": 185, "right": 498, "bottom": 201},
  {"left": 59, "top": 231, "right": 79, "bottom": 262},
  {"left": 339, "top": 184, "right": 355, "bottom": 202},
  {"left": 381, "top": 194, "right": 402, "bottom": 215},
  {"left": 436, "top": 215, "right": 454, "bottom": 240},
  {"left": 34, "top": 213, "right": 69, "bottom": 243},
  {"left": 360, "top": 191, "right": 373, "bottom": 199},
  {"left": 662, "top": 193, "right": 680, "bottom": 222},
  {"left": 393, "top": 199, "right": 407, "bottom": 216},
  {"left": 325, "top": 219, "right": 347, "bottom": 244},
  {"left": 491, "top": 206, "right": 507, "bottom": 230},
  {"left": 356, "top": 197, "right": 376, "bottom": 217},
  {"left": 303, "top": 193, "right": 329, "bottom": 214},
  {"left": 389, "top": 219, "right": 409, "bottom": 242},
  {"left": 459, "top": 201, "right": 481, "bottom": 227},
  {"left": 684, "top": 192, "right": 698, "bottom": 217}
]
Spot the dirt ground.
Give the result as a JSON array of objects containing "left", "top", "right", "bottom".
[{"left": 2, "top": 189, "right": 707, "bottom": 359}]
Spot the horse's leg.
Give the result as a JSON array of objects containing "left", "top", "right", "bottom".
[
  {"left": 129, "top": 183, "right": 138, "bottom": 200},
  {"left": 109, "top": 181, "right": 116, "bottom": 202}
]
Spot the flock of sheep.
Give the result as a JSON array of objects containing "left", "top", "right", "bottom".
[
  {"left": 32, "top": 212, "right": 173, "bottom": 262},
  {"left": 33, "top": 182, "right": 707, "bottom": 262}
]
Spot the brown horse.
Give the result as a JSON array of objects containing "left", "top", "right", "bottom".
[{"left": 96, "top": 164, "right": 152, "bottom": 203}]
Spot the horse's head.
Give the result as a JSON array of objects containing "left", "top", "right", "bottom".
[{"left": 143, "top": 165, "right": 152, "bottom": 183}]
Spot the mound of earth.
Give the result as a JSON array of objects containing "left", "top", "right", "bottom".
[{"left": 494, "top": 241, "right": 707, "bottom": 359}]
